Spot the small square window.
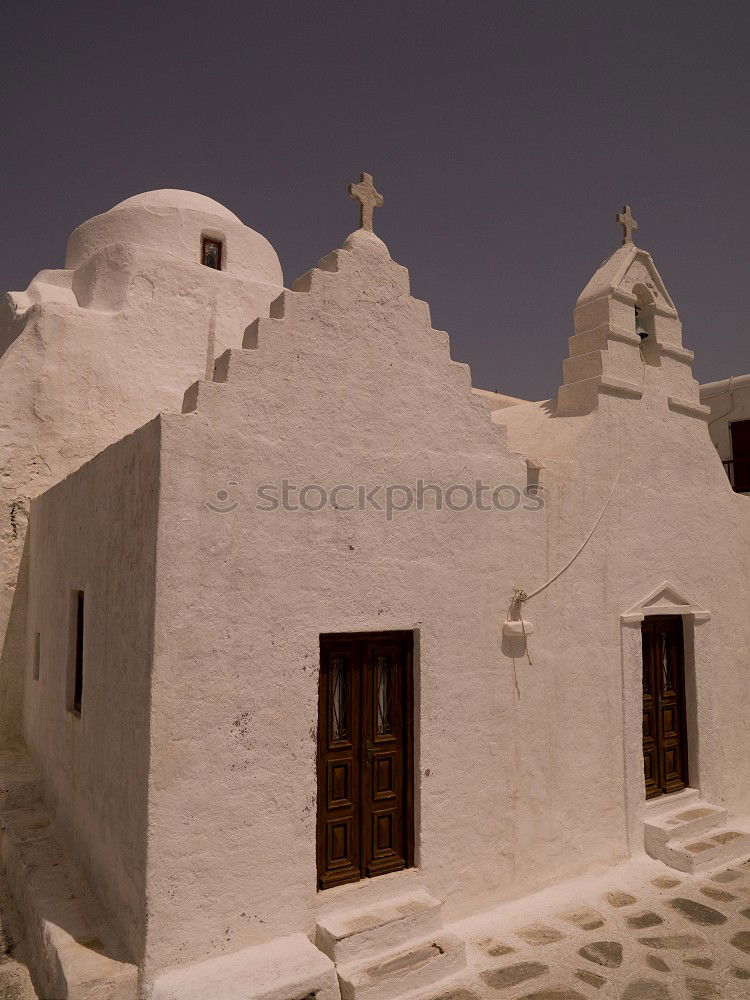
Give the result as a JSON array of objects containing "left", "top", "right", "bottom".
[
  {"left": 201, "top": 237, "right": 223, "bottom": 270},
  {"left": 72, "top": 591, "right": 84, "bottom": 714}
]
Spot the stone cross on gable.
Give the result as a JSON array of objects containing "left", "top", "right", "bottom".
[
  {"left": 616, "top": 204, "right": 638, "bottom": 245},
  {"left": 348, "top": 172, "right": 383, "bottom": 232}
]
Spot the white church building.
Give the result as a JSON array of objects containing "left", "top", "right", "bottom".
[{"left": 1, "top": 183, "right": 749, "bottom": 1000}]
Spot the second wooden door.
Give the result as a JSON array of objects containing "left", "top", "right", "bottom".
[
  {"left": 642, "top": 615, "right": 689, "bottom": 799},
  {"left": 317, "top": 632, "right": 413, "bottom": 890}
]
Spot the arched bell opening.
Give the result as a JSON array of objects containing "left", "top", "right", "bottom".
[{"left": 633, "top": 284, "right": 661, "bottom": 368}]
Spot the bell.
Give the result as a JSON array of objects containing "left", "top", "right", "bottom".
[{"left": 635, "top": 307, "right": 649, "bottom": 340}]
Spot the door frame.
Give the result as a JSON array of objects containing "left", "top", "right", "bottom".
[
  {"left": 620, "top": 583, "right": 714, "bottom": 855},
  {"left": 316, "top": 630, "right": 415, "bottom": 890}
]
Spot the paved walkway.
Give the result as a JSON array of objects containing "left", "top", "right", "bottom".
[
  {"left": 4, "top": 853, "right": 750, "bottom": 999},
  {"left": 436, "top": 854, "right": 750, "bottom": 1000}
]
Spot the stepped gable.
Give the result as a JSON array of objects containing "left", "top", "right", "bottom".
[{"left": 181, "top": 227, "right": 511, "bottom": 453}]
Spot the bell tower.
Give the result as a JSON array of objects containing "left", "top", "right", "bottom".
[{"left": 556, "top": 207, "right": 709, "bottom": 421}]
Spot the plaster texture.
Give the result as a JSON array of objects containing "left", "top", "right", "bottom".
[
  {"left": 5, "top": 193, "right": 750, "bottom": 997},
  {"left": 0, "top": 190, "right": 283, "bottom": 748}
]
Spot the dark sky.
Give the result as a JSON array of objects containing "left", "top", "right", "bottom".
[{"left": 2, "top": 1, "right": 749, "bottom": 400}]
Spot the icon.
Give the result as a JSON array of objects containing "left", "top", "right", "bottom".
[{"left": 206, "top": 481, "right": 239, "bottom": 513}]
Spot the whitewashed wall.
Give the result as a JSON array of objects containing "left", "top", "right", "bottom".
[
  {"left": 26, "top": 422, "right": 160, "bottom": 960},
  {"left": 0, "top": 191, "right": 283, "bottom": 744}
]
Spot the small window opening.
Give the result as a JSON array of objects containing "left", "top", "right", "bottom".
[
  {"left": 73, "top": 591, "right": 84, "bottom": 713},
  {"left": 201, "top": 237, "right": 223, "bottom": 270},
  {"left": 33, "top": 632, "right": 40, "bottom": 681}
]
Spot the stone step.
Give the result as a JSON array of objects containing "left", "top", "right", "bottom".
[
  {"left": 0, "top": 862, "right": 39, "bottom": 999},
  {"left": 644, "top": 787, "right": 700, "bottom": 817},
  {"left": 151, "top": 932, "right": 340, "bottom": 1000},
  {"left": 645, "top": 802, "right": 728, "bottom": 853},
  {"left": 0, "top": 802, "right": 137, "bottom": 999},
  {"left": 657, "top": 825, "right": 750, "bottom": 873},
  {"left": 316, "top": 888, "right": 443, "bottom": 965},
  {"left": 395, "top": 968, "right": 483, "bottom": 1000},
  {"left": 336, "top": 931, "right": 466, "bottom": 1000},
  {"left": 0, "top": 958, "right": 39, "bottom": 1000}
]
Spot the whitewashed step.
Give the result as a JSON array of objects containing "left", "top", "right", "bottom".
[
  {"left": 396, "top": 969, "right": 480, "bottom": 1000},
  {"left": 336, "top": 931, "right": 466, "bottom": 1000},
  {"left": 645, "top": 802, "right": 728, "bottom": 856},
  {"left": 645, "top": 788, "right": 700, "bottom": 817},
  {"left": 316, "top": 889, "right": 443, "bottom": 965},
  {"left": 658, "top": 825, "right": 750, "bottom": 873},
  {"left": 151, "top": 933, "right": 340, "bottom": 1000},
  {"left": 0, "top": 802, "right": 137, "bottom": 999}
]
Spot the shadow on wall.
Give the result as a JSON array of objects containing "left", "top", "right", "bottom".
[{"left": 1, "top": 521, "right": 29, "bottom": 745}]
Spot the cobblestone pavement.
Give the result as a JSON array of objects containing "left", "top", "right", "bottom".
[{"left": 436, "top": 855, "right": 750, "bottom": 1000}]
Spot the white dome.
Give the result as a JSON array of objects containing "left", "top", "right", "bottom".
[
  {"left": 111, "top": 189, "right": 242, "bottom": 224},
  {"left": 65, "top": 189, "right": 282, "bottom": 287}
]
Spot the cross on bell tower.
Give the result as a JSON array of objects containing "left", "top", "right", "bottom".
[
  {"left": 348, "top": 172, "right": 383, "bottom": 232},
  {"left": 616, "top": 204, "right": 638, "bottom": 245}
]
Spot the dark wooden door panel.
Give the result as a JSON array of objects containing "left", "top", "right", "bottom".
[
  {"left": 642, "top": 637, "right": 660, "bottom": 799},
  {"left": 731, "top": 420, "right": 750, "bottom": 491},
  {"left": 662, "top": 744, "right": 684, "bottom": 791},
  {"left": 642, "top": 616, "right": 688, "bottom": 799},
  {"left": 317, "top": 640, "right": 361, "bottom": 888},
  {"left": 731, "top": 419, "right": 750, "bottom": 457},
  {"left": 362, "top": 640, "right": 408, "bottom": 878},
  {"left": 317, "top": 632, "right": 413, "bottom": 890},
  {"left": 325, "top": 816, "right": 357, "bottom": 875},
  {"left": 372, "top": 751, "right": 398, "bottom": 799},
  {"left": 327, "top": 759, "right": 354, "bottom": 808},
  {"left": 367, "top": 807, "right": 402, "bottom": 876},
  {"left": 643, "top": 746, "right": 658, "bottom": 796}
]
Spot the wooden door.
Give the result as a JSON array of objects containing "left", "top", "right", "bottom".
[
  {"left": 642, "top": 616, "right": 688, "bottom": 799},
  {"left": 730, "top": 419, "right": 750, "bottom": 491},
  {"left": 317, "top": 632, "right": 413, "bottom": 889}
]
